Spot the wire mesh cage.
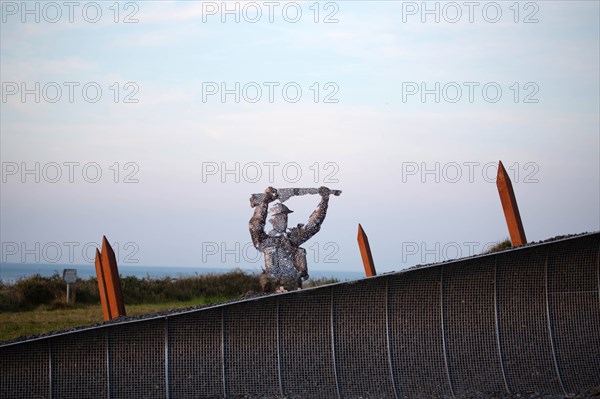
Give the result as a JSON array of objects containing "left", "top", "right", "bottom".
[{"left": 1, "top": 233, "right": 599, "bottom": 399}]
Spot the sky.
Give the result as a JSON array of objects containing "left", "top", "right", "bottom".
[{"left": 1, "top": 0, "right": 599, "bottom": 276}]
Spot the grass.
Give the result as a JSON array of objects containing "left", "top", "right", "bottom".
[
  {"left": 0, "top": 269, "right": 263, "bottom": 312},
  {"left": 0, "top": 270, "right": 259, "bottom": 342},
  {"left": 485, "top": 238, "right": 512, "bottom": 253},
  {"left": 0, "top": 296, "right": 229, "bottom": 342},
  {"left": 0, "top": 272, "right": 341, "bottom": 342}
]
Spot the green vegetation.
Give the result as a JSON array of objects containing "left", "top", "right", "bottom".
[
  {"left": 0, "top": 298, "right": 226, "bottom": 342},
  {"left": 485, "top": 239, "right": 512, "bottom": 253},
  {"left": 0, "top": 271, "right": 340, "bottom": 342},
  {"left": 303, "top": 276, "right": 339, "bottom": 288},
  {"left": 0, "top": 269, "right": 263, "bottom": 312}
]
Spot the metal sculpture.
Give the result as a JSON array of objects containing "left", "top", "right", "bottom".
[
  {"left": 496, "top": 160, "right": 527, "bottom": 246},
  {"left": 357, "top": 224, "right": 377, "bottom": 277},
  {"left": 94, "top": 236, "right": 126, "bottom": 320},
  {"left": 249, "top": 186, "right": 341, "bottom": 291}
]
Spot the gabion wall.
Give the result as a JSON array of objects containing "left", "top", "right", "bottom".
[{"left": 1, "top": 233, "right": 599, "bottom": 399}]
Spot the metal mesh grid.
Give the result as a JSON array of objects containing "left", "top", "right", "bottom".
[
  {"left": 547, "top": 235, "right": 600, "bottom": 394},
  {"left": 51, "top": 330, "right": 107, "bottom": 398},
  {"left": 388, "top": 267, "right": 452, "bottom": 398},
  {"left": 443, "top": 257, "right": 506, "bottom": 397},
  {"left": 168, "top": 307, "right": 223, "bottom": 398},
  {"left": 0, "top": 340, "right": 49, "bottom": 399},
  {"left": 334, "top": 279, "right": 396, "bottom": 399},
  {"left": 496, "top": 246, "right": 563, "bottom": 395},
  {"left": 224, "top": 298, "right": 279, "bottom": 397},
  {"left": 1, "top": 233, "right": 599, "bottom": 398},
  {"left": 280, "top": 288, "right": 337, "bottom": 398},
  {"left": 109, "top": 319, "right": 166, "bottom": 398}
]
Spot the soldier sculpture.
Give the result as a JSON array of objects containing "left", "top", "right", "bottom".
[{"left": 249, "top": 186, "right": 341, "bottom": 292}]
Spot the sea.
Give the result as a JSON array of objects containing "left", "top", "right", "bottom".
[{"left": 0, "top": 263, "right": 364, "bottom": 285}]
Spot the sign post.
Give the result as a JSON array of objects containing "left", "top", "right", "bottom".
[{"left": 62, "top": 269, "right": 77, "bottom": 304}]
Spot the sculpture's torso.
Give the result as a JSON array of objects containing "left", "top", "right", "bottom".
[{"left": 258, "top": 232, "right": 306, "bottom": 282}]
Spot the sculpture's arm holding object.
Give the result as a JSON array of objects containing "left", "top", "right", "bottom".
[
  {"left": 249, "top": 186, "right": 277, "bottom": 248},
  {"left": 291, "top": 186, "right": 332, "bottom": 246}
]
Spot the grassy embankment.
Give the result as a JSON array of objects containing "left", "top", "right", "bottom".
[
  {"left": 0, "top": 270, "right": 338, "bottom": 342},
  {"left": 1, "top": 240, "right": 511, "bottom": 342}
]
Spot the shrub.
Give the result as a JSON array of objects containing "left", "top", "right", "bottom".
[
  {"left": 486, "top": 239, "right": 512, "bottom": 254},
  {"left": 72, "top": 277, "right": 101, "bottom": 304},
  {"left": 0, "top": 285, "right": 24, "bottom": 311},
  {"left": 0, "top": 269, "right": 337, "bottom": 310},
  {"left": 14, "top": 274, "right": 62, "bottom": 306},
  {"left": 303, "top": 276, "right": 339, "bottom": 288}
]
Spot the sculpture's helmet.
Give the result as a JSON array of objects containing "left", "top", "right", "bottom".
[{"left": 270, "top": 203, "right": 294, "bottom": 215}]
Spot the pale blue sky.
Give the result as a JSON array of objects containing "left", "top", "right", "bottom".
[{"left": 1, "top": 1, "right": 599, "bottom": 274}]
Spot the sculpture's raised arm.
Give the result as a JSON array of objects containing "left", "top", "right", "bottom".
[
  {"left": 249, "top": 186, "right": 276, "bottom": 248},
  {"left": 289, "top": 186, "right": 331, "bottom": 246}
]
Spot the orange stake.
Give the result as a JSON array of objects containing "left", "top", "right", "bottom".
[
  {"left": 357, "top": 224, "right": 377, "bottom": 277},
  {"left": 100, "top": 236, "right": 126, "bottom": 318},
  {"left": 496, "top": 161, "right": 527, "bottom": 246},
  {"left": 94, "top": 249, "right": 112, "bottom": 321}
]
